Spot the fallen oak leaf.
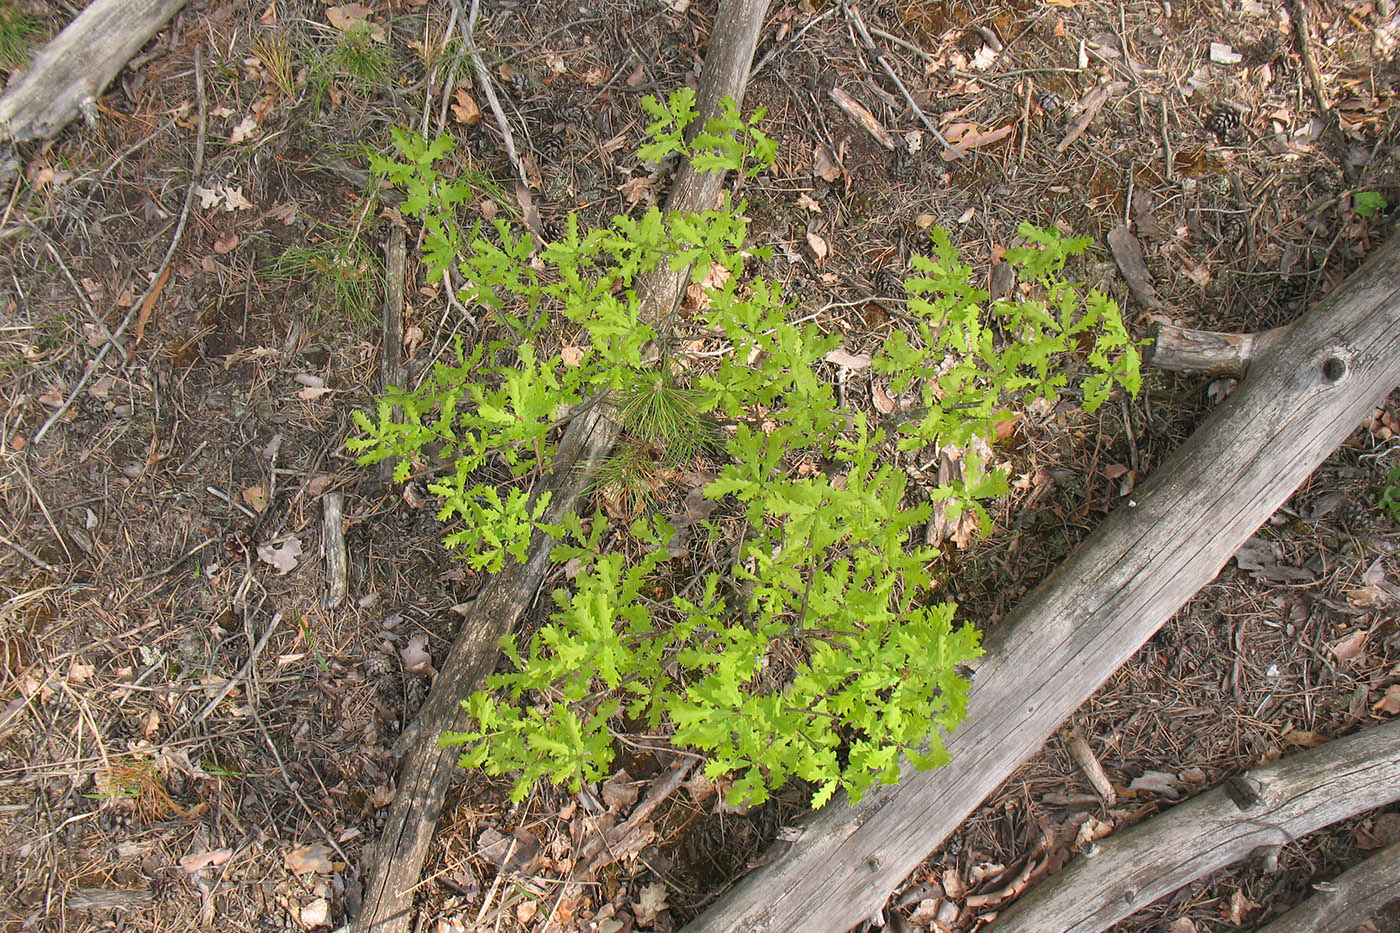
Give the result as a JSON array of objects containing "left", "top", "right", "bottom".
[
  {"left": 284, "top": 842, "right": 336, "bottom": 875},
  {"left": 180, "top": 848, "right": 233, "bottom": 872},
  {"left": 450, "top": 88, "right": 482, "bottom": 125},
  {"left": 256, "top": 537, "right": 302, "bottom": 575},
  {"left": 940, "top": 123, "right": 1013, "bottom": 160}
]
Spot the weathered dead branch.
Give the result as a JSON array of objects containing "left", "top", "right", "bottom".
[
  {"left": 994, "top": 720, "right": 1400, "bottom": 932},
  {"left": 1256, "top": 840, "right": 1400, "bottom": 933},
  {"left": 0, "top": 0, "right": 187, "bottom": 144},
  {"left": 686, "top": 236, "right": 1400, "bottom": 932}
]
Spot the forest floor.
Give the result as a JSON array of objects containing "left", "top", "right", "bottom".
[{"left": 1, "top": 0, "right": 1399, "bottom": 930}]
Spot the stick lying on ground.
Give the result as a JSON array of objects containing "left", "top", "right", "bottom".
[
  {"left": 686, "top": 235, "right": 1400, "bottom": 933},
  {"left": 1256, "top": 839, "right": 1400, "bottom": 933},
  {"left": 0, "top": 0, "right": 187, "bottom": 145},
  {"left": 992, "top": 719, "right": 1400, "bottom": 932}
]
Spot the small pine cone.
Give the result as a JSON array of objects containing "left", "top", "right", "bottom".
[
  {"left": 1205, "top": 106, "right": 1243, "bottom": 144},
  {"left": 364, "top": 653, "right": 392, "bottom": 678},
  {"left": 1218, "top": 215, "right": 1245, "bottom": 246},
  {"left": 535, "top": 134, "right": 564, "bottom": 164},
  {"left": 874, "top": 265, "right": 904, "bottom": 298},
  {"left": 1037, "top": 90, "right": 1065, "bottom": 114}
]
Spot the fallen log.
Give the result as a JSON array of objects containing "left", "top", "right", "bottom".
[
  {"left": 685, "top": 236, "right": 1400, "bottom": 933},
  {"left": 0, "top": 0, "right": 187, "bottom": 144},
  {"left": 992, "top": 719, "right": 1400, "bottom": 932},
  {"left": 1256, "top": 839, "right": 1400, "bottom": 933},
  {"left": 349, "top": 3, "right": 772, "bottom": 930}
]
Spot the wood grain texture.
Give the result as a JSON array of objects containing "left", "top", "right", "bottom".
[
  {"left": 0, "top": 0, "right": 188, "bottom": 143},
  {"left": 686, "top": 234, "right": 1400, "bottom": 933},
  {"left": 995, "top": 720, "right": 1400, "bottom": 932},
  {"left": 1256, "top": 839, "right": 1400, "bottom": 933},
  {"left": 1146, "top": 323, "right": 1292, "bottom": 377},
  {"left": 350, "top": 3, "right": 771, "bottom": 930}
]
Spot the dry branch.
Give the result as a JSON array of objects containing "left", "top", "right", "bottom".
[
  {"left": 0, "top": 0, "right": 187, "bottom": 144},
  {"left": 349, "top": 3, "right": 772, "bottom": 930},
  {"left": 994, "top": 720, "right": 1400, "bottom": 932},
  {"left": 1256, "top": 840, "right": 1400, "bottom": 933},
  {"left": 686, "top": 236, "right": 1400, "bottom": 933}
]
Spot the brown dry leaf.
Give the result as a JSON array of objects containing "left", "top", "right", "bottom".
[
  {"left": 368, "top": 784, "right": 394, "bottom": 808},
  {"left": 451, "top": 89, "right": 482, "bottom": 125},
  {"left": 806, "top": 230, "right": 829, "bottom": 263},
  {"left": 824, "top": 348, "right": 872, "bottom": 370},
  {"left": 871, "top": 383, "right": 897, "bottom": 415},
  {"left": 632, "top": 882, "right": 669, "bottom": 927},
  {"left": 561, "top": 345, "right": 586, "bottom": 367},
  {"left": 1166, "top": 920, "right": 1198, "bottom": 933},
  {"left": 601, "top": 770, "right": 640, "bottom": 810},
  {"left": 305, "top": 474, "right": 334, "bottom": 497},
  {"left": 300, "top": 898, "right": 330, "bottom": 929},
  {"left": 514, "top": 182, "right": 543, "bottom": 236},
  {"left": 580, "top": 65, "right": 608, "bottom": 87},
  {"left": 68, "top": 659, "right": 95, "bottom": 683},
  {"left": 941, "top": 124, "right": 1013, "bottom": 160},
  {"left": 1223, "top": 889, "right": 1260, "bottom": 925},
  {"left": 1106, "top": 225, "right": 1165, "bottom": 309},
  {"left": 214, "top": 233, "right": 240, "bottom": 254},
  {"left": 1331, "top": 629, "right": 1368, "bottom": 662},
  {"left": 618, "top": 174, "right": 654, "bottom": 207},
  {"left": 1345, "top": 584, "right": 1391, "bottom": 608},
  {"left": 242, "top": 484, "right": 270, "bottom": 514},
  {"left": 256, "top": 537, "right": 302, "bottom": 575},
  {"left": 229, "top": 117, "right": 260, "bottom": 144},
  {"left": 812, "top": 143, "right": 842, "bottom": 182},
  {"left": 1281, "top": 729, "right": 1332, "bottom": 748},
  {"left": 325, "top": 3, "right": 385, "bottom": 41},
  {"left": 1178, "top": 255, "right": 1212, "bottom": 288},
  {"left": 284, "top": 843, "right": 335, "bottom": 875},
  {"left": 180, "top": 848, "right": 233, "bottom": 873},
  {"left": 1372, "top": 683, "right": 1400, "bottom": 715},
  {"left": 1056, "top": 81, "right": 1128, "bottom": 153},
  {"left": 1127, "top": 770, "right": 1184, "bottom": 799},
  {"left": 477, "top": 827, "right": 541, "bottom": 874},
  {"left": 684, "top": 770, "right": 718, "bottom": 804},
  {"left": 399, "top": 633, "right": 433, "bottom": 675},
  {"left": 795, "top": 192, "right": 822, "bottom": 213},
  {"left": 1075, "top": 815, "right": 1114, "bottom": 848}
]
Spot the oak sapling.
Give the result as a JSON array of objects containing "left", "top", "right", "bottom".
[{"left": 350, "top": 88, "right": 1142, "bottom": 807}]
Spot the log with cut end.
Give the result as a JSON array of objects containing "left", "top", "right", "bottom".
[
  {"left": 685, "top": 236, "right": 1400, "bottom": 933},
  {"left": 992, "top": 719, "right": 1400, "bottom": 932},
  {"left": 0, "top": 0, "right": 188, "bottom": 144}
]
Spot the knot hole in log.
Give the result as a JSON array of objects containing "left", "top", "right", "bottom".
[{"left": 1322, "top": 354, "right": 1348, "bottom": 382}]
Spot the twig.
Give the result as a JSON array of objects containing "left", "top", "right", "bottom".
[
  {"left": 0, "top": 532, "right": 59, "bottom": 573},
  {"left": 842, "top": 3, "right": 962, "bottom": 159},
  {"left": 1019, "top": 75, "right": 1033, "bottom": 163},
  {"left": 322, "top": 492, "right": 347, "bottom": 610},
  {"left": 189, "top": 612, "right": 284, "bottom": 726},
  {"left": 32, "top": 45, "right": 208, "bottom": 446},
  {"left": 452, "top": 0, "right": 527, "bottom": 188},
  {"left": 749, "top": 8, "right": 835, "bottom": 79}
]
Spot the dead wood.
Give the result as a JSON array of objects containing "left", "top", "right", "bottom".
[
  {"left": 0, "top": 0, "right": 187, "bottom": 144},
  {"left": 1146, "top": 322, "right": 1293, "bottom": 377},
  {"left": 1256, "top": 839, "right": 1400, "bottom": 933},
  {"left": 321, "top": 492, "right": 347, "bottom": 611},
  {"left": 994, "top": 720, "right": 1400, "bottom": 932},
  {"left": 349, "top": 3, "right": 772, "bottom": 930},
  {"left": 685, "top": 235, "right": 1400, "bottom": 933}
]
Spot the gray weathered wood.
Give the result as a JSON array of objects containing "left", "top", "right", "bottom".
[
  {"left": 993, "top": 720, "right": 1400, "bottom": 932},
  {"left": 349, "top": 3, "right": 772, "bottom": 930},
  {"left": 1256, "top": 839, "right": 1400, "bottom": 933},
  {"left": 686, "top": 235, "right": 1400, "bottom": 933},
  {"left": 1146, "top": 322, "right": 1292, "bottom": 377},
  {"left": 321, "top": 492, "right": 347, "bottom": 611},
  {"left": 0, "top": 0, "right": 187, "bottom": 143}
]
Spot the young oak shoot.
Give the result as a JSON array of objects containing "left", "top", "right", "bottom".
[{"left": 351, "top": 88, "right": 1141, "bottom": 807}]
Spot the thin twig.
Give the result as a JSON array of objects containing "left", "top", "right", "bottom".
[
  {"left": 452, "top": 0, "right": 527, "bottom": 187},
  {"left": 0, "top": 532, "right": 59, "bottom": 573},
  {"left": 33, "top": 46, "right": 208, "bottom": 446},
  {"left": 189, "top": 612, "right": 284, "bottom": 726},
  {"left": 843, "top": 3, "right": 962, "bottom": 158}
]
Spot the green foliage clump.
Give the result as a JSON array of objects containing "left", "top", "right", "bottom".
[
  {"left": 350, "top": 91, "right": 1142, "bottom": 808},
  {"left": 1378, "top": 463, "right": 1400, "bottom": 523}
]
